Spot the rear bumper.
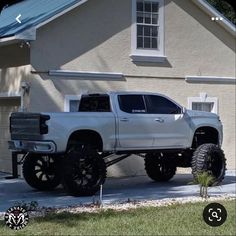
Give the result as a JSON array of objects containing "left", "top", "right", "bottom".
[{"left": 8, "top": 140, "right": 56, "bottom": 153}]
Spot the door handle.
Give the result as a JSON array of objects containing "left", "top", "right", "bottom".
[
  {"left": 120, "top": 118, "right": 129, "bottom": 122},
  {"left": 155, "top": 118, "right": 164, "bottom": 123}
]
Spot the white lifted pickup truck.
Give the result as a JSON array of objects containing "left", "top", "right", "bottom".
[{"left": 9, "top": 92, "right": 226, "bottom": 196}]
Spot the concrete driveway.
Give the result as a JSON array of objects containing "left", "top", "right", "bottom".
[{"left": 0, "top": 170, "right": 235, "bottom": 213}]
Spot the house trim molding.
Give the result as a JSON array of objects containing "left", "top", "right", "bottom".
[
  {"left": 0, "top": 92, "right": 23, "bottom": 111},
  {"left": 0, "top": 36, "right": 19, "bottom": 46},
  {"left": 49, "top": 70, "right": 124, "bottom": 80},
  {"left": 130, "top": 54, "right": 166, "bottom": 63},
  {"left": 0, "top": 92, "right": 21, "bottom": 98},
  {"left": 185, "top": 76, "right": 236, "bottom": 84}
]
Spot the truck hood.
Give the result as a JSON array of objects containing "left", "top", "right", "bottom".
[{"left": 185, "top": 109, "right": 219, "bottom": 119}]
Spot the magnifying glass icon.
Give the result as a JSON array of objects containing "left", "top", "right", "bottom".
[{"left": 212, "top": 212, "right": 218, "bottom": 218}]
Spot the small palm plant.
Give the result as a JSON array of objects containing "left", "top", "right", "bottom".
[{"left": 194, "top": 172, "right": 215, "bottom": 199}]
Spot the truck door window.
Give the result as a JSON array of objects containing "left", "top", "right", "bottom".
[
  {"left": 79, "top": 95, "right": 111, "bottom": 112},
  {"left": 145, "top": 95, "right": 181, "bottom": 114},
  {"left": 118, "top": 95, "right": 146, "bottom": 113}
]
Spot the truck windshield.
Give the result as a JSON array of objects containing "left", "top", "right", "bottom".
[{"left": 79, "top": 95, "right": 111, "bottom": 112}]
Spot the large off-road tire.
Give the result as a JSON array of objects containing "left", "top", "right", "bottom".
[
  {"left": 62, "top": 146, "right": 106, "bottom": 196},
  {"left": 22, "top": 154, "right": 62, "bottom": 191},
  {"left": 191, "top": 143, "right": 226, "bottom": 185},
  {"left": 144, "top": 153, "right": 176, "bottom": 181}
]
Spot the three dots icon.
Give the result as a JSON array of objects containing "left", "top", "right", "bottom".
[{"left": 211, "top": 16, "right": 223, "bottom": 21}]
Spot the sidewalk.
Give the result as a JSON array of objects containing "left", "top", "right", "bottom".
[{"left": 0, "top": 170, "right": 235, "bottom": 213}]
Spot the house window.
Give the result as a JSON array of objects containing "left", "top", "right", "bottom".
[
  {"left": 64, "top": 95, "right": 81, "bottom": 112},
  {"left": 192, "top": 102, "right": 214, "bottom": 112},
  {"left": 131, "top": 0, "right": 165, "bottom": 62},
  {"left": 136, "top": 1, "right": 159, "bottom": 49},
  {"left": 188, "top": 93, "right": 218, "bottom": 114}
]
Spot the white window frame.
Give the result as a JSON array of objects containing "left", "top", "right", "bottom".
[
  {"left": 64, "top": 95, "right": 82, "bottom": 112},
  {"left": 130, "top": 0, "right": 165, "bottom": 63},
  {"left": 188, "top": 93, "right": 218, "bottom": 114}
]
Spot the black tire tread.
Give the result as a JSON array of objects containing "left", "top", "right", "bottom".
[
  {"left": 62, "top": 147, "right": 106, "bottom": 196},
  {"left": 22, "top": 154, "right": 61, "bottom": 191},
  {"left": 191, "top": 143, "right": 226, "bottom": 184},
  {"left": 144, "top": 154, "right": 176, "bottom": 182}
]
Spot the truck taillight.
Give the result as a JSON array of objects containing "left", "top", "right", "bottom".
[{"left": 40, "top": 115, "right": 50, "bottom": 134}]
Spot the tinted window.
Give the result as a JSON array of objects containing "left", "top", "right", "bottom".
[
  {"left": 118, "top": 95, "right": 146, "bottom": 113},
  {"left": 79, "top": 95, "right": 111, "bottom": 112},
  {"left": 145, "top": 95, "right": 181, "bottom": 114}
]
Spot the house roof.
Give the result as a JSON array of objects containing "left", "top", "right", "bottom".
[
  {"left": 0, "top": 0, "right": 235, "bottom": 44},
  {"left": 192, "top": 0, "right": 235, "bottom": 36},
  {"left": 0, "top": 0, "right": 86, "bottom": 42}
]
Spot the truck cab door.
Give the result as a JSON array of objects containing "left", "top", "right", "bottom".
[
  {"left": 144, "top": 95, "right": 190, "bottom": 148},
  {"left": 116, "top": 94, "right": 154, "bottom": 148}
]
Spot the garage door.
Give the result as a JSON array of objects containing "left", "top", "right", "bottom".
[{"left": 0, "top": 98, "right": 20, "bottom": 173}]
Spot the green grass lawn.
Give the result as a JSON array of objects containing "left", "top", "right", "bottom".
[{"left": 0, "top": 200, "right": 235, "bottom": 235}]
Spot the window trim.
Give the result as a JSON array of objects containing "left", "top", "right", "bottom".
[
  {"left": 188, "top": 93, "right": 218, "bottom": 114},
  {"left": 130, "top": 0, "right": 165, "bottom": 63},
  {"left": 64, "top": 95, "right": 82, "bottom": 112}
]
